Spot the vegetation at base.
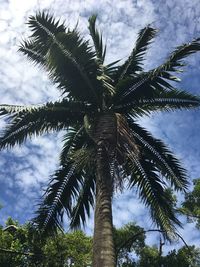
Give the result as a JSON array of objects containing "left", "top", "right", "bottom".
[
  {"left": 181, "top": 178, "right": 200, "bottom": 228},
  {"left": 0, "top": 217, "right": 91, "bottom": 267},
  {"left": 0, "top": 218, "right": 200, "bottom": 267}
]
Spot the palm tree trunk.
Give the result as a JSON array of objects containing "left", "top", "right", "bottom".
[{"left": 92, "top": 144, "right": 116, "bottom": 267}]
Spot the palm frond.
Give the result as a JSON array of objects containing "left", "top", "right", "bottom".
[
  {"left": 70, "top": 173, "right": 95, "bottom": 229},
  {"left": 0, "top": 100, "right": 84, "bottom": 148},
  {"left": 21, "top": 12, "right": 101, "bottom": 104},
  {"left": 28, "top": 11, "right": 66, "bottom": 40},
  {"left": 127, "top": 120, "right": 188, "bottom": 191},
  {"left": 103, "top": 60, "right": 122, "bottom": 83},
  {"left": 60, "top": 126, "right": 95, "bottom": 165},
  {"left": 127, "top": 156, "right": 181, "bottom": 236},
  {"left": 88, "top": 15, "right": 117, "bottom": 97},
  {"left": 70, "top": 147, "right": 96, "bottom": 172},
  {"left": 33, "top": 163, "right": 80, "bottom": 233},
  {"left": 0, "top": 104, "right": 43, "bottom": 115},
  {"left": 60, "top": 126, "right": 84, "bottom": 164},
  {"left": 34, "top": 147, "right": 96, "bottom": 233},
  {"left": 19, "top": 12, "right": 66, "bottom": 68},
  {"left": 114, "top": 38, "right": 200, "bottom": 103},
  {"left": 114, "top": 89, "right": 200, "bottom": 114},
  {"left": 19, "top": 39, "right": 47, "bottom": 68},
  {"left": 47, "top": 31, "right": 100, "bottom": 103},
  {"left": 116, "top": 26, "right": 157, "bottom": 81},
  {"left": 88, "top": 15, "right": 106, "bottom": 63}
]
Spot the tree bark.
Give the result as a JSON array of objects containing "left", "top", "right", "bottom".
[{"left": 92, "top": 144, "right": 116, "bottom": 267}]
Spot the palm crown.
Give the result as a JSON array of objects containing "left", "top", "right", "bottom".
[{"left": 1, "top": 12, "right": 200, "bottom": 238}]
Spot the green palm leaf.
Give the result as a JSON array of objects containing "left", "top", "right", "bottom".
[
  {"left": 60, "top": 127, "right": 84, "bottom": 164},
  {"left": 19, "top": 39, "right": 48, "bottom": 68},
  {"left": 121, "top": 148, "right": 181, "bottom": 236},
  {"left": 88, "top": 15, "right": 117, "bottom": 97},
  {"left": 114, "top": 38, "right": 200, "bottom": 103},
  {"left": 19, "top": 12, "right": 66, "bottom": 69},
  {"left": 20, "top": 12, "right": 101, "bottom": 104},
  {"left": 88, "top": 15, "right": 106, "bottom": 63},
  {"left": 33, "top": 163, "right": 81, "bottom": 233},
  {"left": 116, "top": 25, "right": 157, "bottom": 81},
  {"left": 47, "top": 31, "right": 100, "bottom": 102},
  {"left": 28, "top": 12, "right": 66, "bottom": 40},
  {"left": 128, "top": 158, "right": 181, "bottom": 236},
  {"left": 127, "top": 120, "right": 188, "bottom": 191},
  {"left": 114, "top": 89, "right": 200, "bottom": 114},
  {"left": 0, "top": 100, "right": 85, "bottom": 148},
  {"left": 70, "top": 173, "right": 95, "bottom": 229},
  {"left": 0, "top": 104, "right": 42, "bottom": 115},
  {"left": 34, "top": 147, "right": 96, "bottom": 233},
  {"left": 60, "top": 126, "right": 95, "bottom": 165}
]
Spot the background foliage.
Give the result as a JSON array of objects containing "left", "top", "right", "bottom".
[{"left": 0, "top": 216, "right": 200, "bottom": 267}]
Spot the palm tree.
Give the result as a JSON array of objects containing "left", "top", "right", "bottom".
[{"left": 0, "top": 12, "right": 200, "bottom": 267}]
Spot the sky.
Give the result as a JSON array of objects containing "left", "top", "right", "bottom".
[{"left": 0, "top": 0, "right": 200, "bottom": 253}]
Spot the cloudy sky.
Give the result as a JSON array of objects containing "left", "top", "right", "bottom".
[{"left": 0, "top": 0, "right": 200, "bottom": 252}]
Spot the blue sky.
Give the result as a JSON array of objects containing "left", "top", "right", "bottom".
[{"left": 0, "top": 0, "right": 200, "bottom": 252}]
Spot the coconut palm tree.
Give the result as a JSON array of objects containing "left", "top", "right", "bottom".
[{"left": 0, "top": 12, "right": 200, "bottom": 267}]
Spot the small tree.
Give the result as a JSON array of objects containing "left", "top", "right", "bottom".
[
  {"left": 0, "top": 218, "right": 92, "bottom": 267},
  {"left": 181, "top": 179, "right": 200, "bottom": 228}
]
